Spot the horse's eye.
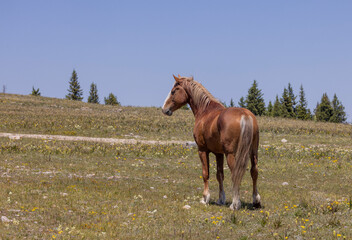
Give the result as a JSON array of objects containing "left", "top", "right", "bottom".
[{"left": 171, "top": 88, "right": 178, "bottom": 95}]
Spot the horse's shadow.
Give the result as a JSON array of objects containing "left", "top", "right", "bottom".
[{"left": 209, "top": 200, "right": 263, "bottom": 210}]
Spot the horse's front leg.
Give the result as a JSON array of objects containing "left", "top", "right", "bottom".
[
  {"left": 215, "top": 153, "right": 226, "bottom": 205},
  {"left": 199, "top": 150, "right": 210, "bottom": 204}
]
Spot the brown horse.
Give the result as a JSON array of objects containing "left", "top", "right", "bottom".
[{"left": 162, "top": 75, "right": 261, "bottom": 210}]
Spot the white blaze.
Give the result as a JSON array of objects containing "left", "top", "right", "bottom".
[{"left": 162, "top": 91, "right": 171, "bottom": 109}]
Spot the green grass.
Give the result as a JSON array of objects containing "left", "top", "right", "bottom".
[{"left": 1, "top": 93, "right": 352, "bottom": 239}]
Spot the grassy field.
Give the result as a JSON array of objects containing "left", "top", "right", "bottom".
[
  {"left": 1, "top": 93, "right": 352, "bottom": 239},
  {"left": 1, "top": 93, "right": 352, "bottom": 140}
]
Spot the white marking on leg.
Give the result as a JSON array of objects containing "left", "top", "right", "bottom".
[
  {"left": 200, "top": 193, "right": 210, "bottom": 204},
  {"left": 230, "top": 198, "right": 241, "bottom": 210},
  {"left": 253, "top": 193, "right": 261, "bottom": 204},
  {"left": 230, "top": 188, "right": 241, "bottom": 210}
]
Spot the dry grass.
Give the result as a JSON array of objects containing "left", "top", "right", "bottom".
[
  {"left": 0, "top": 93, "right": 352, "bottom": 239},
  {"left": 1, "top": 93, "right": 352, "bottom": 141}
]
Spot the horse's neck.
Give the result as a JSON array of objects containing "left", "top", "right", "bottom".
[
  {"left": 184, "top": 83, "right": 224, "bottom": 118},
  {"left": 188, "top": 98, "right": 200, "bottom": 117}
]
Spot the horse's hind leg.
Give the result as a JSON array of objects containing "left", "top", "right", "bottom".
[
  {"left": 215, "top": 153, "right": 225, "bottom": 205},
  {"left": 250, "top": 149, "right": 261, "bottom": 208},
  {"left": 199, "top": 150, "right": 210, "bottom": 204}
]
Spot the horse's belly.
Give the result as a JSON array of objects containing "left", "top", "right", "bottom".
[{"left": 205, "top": 138, "right": 223, "bottom": 154}]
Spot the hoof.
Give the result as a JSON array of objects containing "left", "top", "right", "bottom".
[
  {"left": 216, "top": 191, "right": 226, "bottom": 205},
  {"left": 200, "top": 193, "right": 210, "bottom": 205},
  {"left": 230, "top": 200, "right": 241, "bottom": 210},
  {"left": 253, "top": 202, "right": 262, "bottom": 209},
  {"left": 216, "top": 199, "right": 226, "bottom": 205},
  {"left": 253, "top": 194, "right": 261, "bottom": 209}
]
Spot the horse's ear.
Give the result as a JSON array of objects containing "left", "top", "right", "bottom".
[
  {"left": 178, "top": 74, "right": 181, "bottom": 78},
  {"left": 173, "top": 74, "right": 180, "bottom": 82}
]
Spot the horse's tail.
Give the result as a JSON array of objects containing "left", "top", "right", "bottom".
[{"left": 232, "top": 115, "right": 253, "bottom": 188}]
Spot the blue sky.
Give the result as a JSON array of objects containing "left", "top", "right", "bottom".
[{"left": 1, "top": 1, "right": 351, "bottom": 121}]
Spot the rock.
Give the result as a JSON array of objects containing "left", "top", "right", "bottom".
[
  {"left": 282, "top": 182, "right": 289, "bottom": 186},
  {"left": 281, "top": 138, "right": 288, "bottom": 143},
  {"left": 183, "top": 205, "right": 191, "bottom": 210},
  {"left": 9, "top": 135, "right": 21, "bottom": 140},
  {"left": 147, "top": 209, "right": 157, "bottom": 214},
  {"left": 1, "top": 216, "right": 11, "bottom": 223},
  {"left": 185, "top": 141, "right": 197, "bottom": 147}
]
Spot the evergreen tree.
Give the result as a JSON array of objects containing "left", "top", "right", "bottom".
[
  {"left": 88, "top": 82, "right": 99, "bottom": 104},
  {"left": 66, "top": 70, "right": 83, "bottom": 101},
  {"left": 280, "top": 87, "right": 295, "bottom": 118},
  {"left": 238, "top": 96, "right": 246, "bottom": 108},
  {"left": 229, "top": 98, "right": 235, "bottom": 107},
  {"left": 245, "top": 80, "right": 265, "bottom": 116},
  {"left": 266, "top": 101, "right": 273, "bottom": 116},
  {"left": 315, "top": 93, "right": 333, "bottom": 122},
  {"left": 296, "top": 84, "right": 311, "bottom": 120},
  {"left": 220, "top": 100, "right": 227, "bottom": 107},
  {"left": 31, "top": 86, "right": 41, "bottom": 96},
  {"left": 181, "top": 105, "right": 190, "bottom": 110},
  {"left": 287, "top": 83, "right": 297, "bottom": 115},
  {"left": 104, "top": 93, "right": 120, "bottom": 106},
  {"left": 272, "top": 95, "right": 282, "bottom": 117},
  {"left": 330, "top": 94, "right": 346, "bottom": 123}
]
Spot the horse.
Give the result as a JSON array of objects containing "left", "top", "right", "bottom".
[{"left": 162, "top": 75, "right": 261, "bottom": 210}]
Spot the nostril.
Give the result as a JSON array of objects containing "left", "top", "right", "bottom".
[{"left": 162, "top": 108, "right": 172, "bottom": 116}]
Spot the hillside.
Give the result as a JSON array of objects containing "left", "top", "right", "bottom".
[
  {"left": 1, "top": 93, "right": 352, "bottom": 239},
  {"left": 1, "top": 93, "right": 351, "bottom": 141}
]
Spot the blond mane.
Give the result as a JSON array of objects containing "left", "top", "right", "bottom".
[{"left": 180, "top": 76, "right": 222, "bottom": 110}]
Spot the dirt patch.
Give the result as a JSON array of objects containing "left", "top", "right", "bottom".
[{"left": 0, "top": 132, "right": 196, "bottom": 147}]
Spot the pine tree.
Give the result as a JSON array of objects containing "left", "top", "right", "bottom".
[
  {"left": 315, "top": 93, "right": 333, "bottom": 122},
  {"left": 229, "top": 98, "right": 235, "bottom": 107},
  {"left": 31, "top": 86, "right": 41, "bottom": 96},
  {"left": 330, "top": 94, "right": 346, "bottom": 123},
  {"left": 266, "top": 101, "right": 273, "bottom": 116},
  {"left": 181, "top": 105, "right": 190, "bottom": 110},
  {"left": 66, "top": 70, "right": 83, "bottom": 101},
  {"left": 272, "top": 95, "right": 281, "bottom": 117},
  {"left": 280, "top": 87, "right": 295, "bottom": 118},
  {"left": 238, "top": 96, "right": 246, "bottom": 108},
  {"left": 287, "top": 83, "right": 297, "bottom": 115},
  {"left": 245, "top": 80, "right": 265, "bottom": 116},
  {"left": 88, "top": 82, "right": 99, "bottom": 104},
  {"left": 220, "top": 101, "right": 227, "bottom": 108},
  {"left": 104, "top": 93, "right": 120, "bottom": 106},
  {"left": 296, "top": 84, "right": 311, "bottom": 120}
]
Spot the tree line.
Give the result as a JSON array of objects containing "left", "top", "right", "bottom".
[
  {"left": 30, "top": 71, "right": 347, "bottom": 123},
  {"left": 225, "top": 80, "right": 347, "bottom": 123},
  {"left": 31, "top": 70, "right": 120, "bottom": 106}
]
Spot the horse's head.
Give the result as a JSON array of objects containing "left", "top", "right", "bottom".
[{"left": 162, "top": 75, "right": 189, "bottom": 116}]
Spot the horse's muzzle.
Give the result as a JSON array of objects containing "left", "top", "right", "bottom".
[{"left": 162, "top": 108, "right": 173, "bottom": 116}]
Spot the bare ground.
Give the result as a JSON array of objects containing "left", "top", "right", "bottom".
[{"left": 0, "top": 132, "right": 196, "bottom": 146}]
